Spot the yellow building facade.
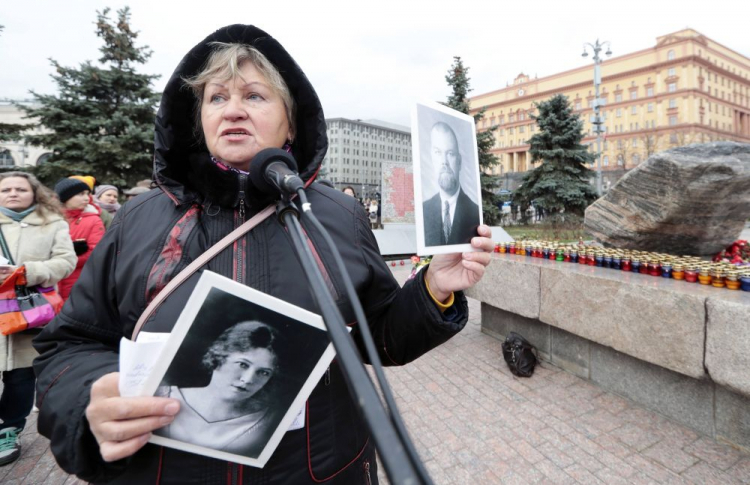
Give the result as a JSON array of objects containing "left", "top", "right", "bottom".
[{"left": 469, "top": 29, "right": 750, "bottom": 175}]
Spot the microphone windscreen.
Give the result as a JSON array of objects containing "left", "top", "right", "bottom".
[{"left": 249, "top": 148, "right": 299, "bottom": 194}]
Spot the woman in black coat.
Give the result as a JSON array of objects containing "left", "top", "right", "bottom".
[{"left": 33, "top": 25, "right": 493, "bottom": 484}]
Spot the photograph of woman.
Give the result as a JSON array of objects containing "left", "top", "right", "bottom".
[{"left": 155, "top": 321, "right": 286, "bottom": 457}]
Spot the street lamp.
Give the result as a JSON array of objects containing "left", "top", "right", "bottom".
[{"left": 581, "top": 39, "right": 612, "bottom": 197}]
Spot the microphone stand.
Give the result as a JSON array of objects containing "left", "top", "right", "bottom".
[{"left": 276, "top": 194, "right": 429, "bottom": 485}]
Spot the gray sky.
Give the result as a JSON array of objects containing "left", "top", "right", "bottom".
[{"left": 2, "top": 0, "right": 749, "bottom": 127}]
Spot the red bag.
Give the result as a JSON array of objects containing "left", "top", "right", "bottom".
[{"left": 0, "top": 267, "right": 63, "bottom": 336}]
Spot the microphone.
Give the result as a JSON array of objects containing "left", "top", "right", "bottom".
[{"left": 249, "top": 148, "right": 304, "bottom": 196}]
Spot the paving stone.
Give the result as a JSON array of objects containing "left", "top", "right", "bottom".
[
  {"left": 563, "top": 463, "right": 605, "bottom": 484},
  {"left": 724, "top": 457, "right": 750, "bottom": 484},
  {"left": 683, "top": 436, "right": 744, "bottom": 471},
  {"left": 642, "top": 440, "right": 700, "bottom": 474},
  {"left": 680, "top": 461, "right": 736, "bottom": 485},
  {"left": 534, "top": 457, "right": 575, "bottom": 484},
  {"left": 609, "top": 422, "right": 664, "bottom": 451}
]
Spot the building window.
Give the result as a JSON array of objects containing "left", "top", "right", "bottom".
[
  {"left": 670, "top": 133, "right": 678, "bottom": 144},
  {"left": 632, "top": 138, "right": 638, "bottom": 148},
  {"left": 616, "top": 108, "right": 622, "bottom": 117},
  {"left": 667, "top": 50, "right": 675, "bottom": 60},
  {"left": 633, "top": 153, "right": 641, "bottom": 164},
  {"left": 668, "top": 83, "right": 677, "bottom": 92},
  {"left": 617, "top": 155, "right": 624, "bottom": 165},
  {"left": 603, "top": 155, "right": 609, "bottom": 166},
  {"left": 631, "top": 106, "right": 637, "bottom": 115},
  {"left": 647, "top": 103, "right": 654, "bottom": 113},
  {"left": 669, "top": 115, "right": 678, "bottom": 126},
  {"left": 647, "top": 87, "right": 654, "bottom": 96},
  {"left": 519, "top": 126, "right": 525, "bottom": 133},
  {"left": 669, "top": 98, "right": 677, "bottom": 109},
  {"left": 0, "top": 150, "right": 14, "bottom": 168},
  {"left": 575, "top": 101, "right": 582, "bottom": 110},
  {"left": 630, "top": 91, "right": 638, "bottom": 100},
  {"left": 615, "top": 93, "right": 623, "bottom": 102},
  {"left": 36, "top": 153, "right": 52, "bottom": 165},
  {"left": 668, "top": 67, "right": 676, "bottom": 77}
]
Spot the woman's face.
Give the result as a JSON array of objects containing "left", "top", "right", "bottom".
[
  {"left": 64, "top": 190, "right": 90, "bottom": 211},
  {"left": 211, "top": 348, "right": 277, "bottom": 403},
  {"left": 99, "top": 189, "right": 118, "bottom": 204},
  {"left": 0, "top": 177, "right": 34, "bottom": 212},
  {"left": 343, "top": 188, "right": 355, "bottom": 197},
  {"left": 201, "top": 62, "right": 291, "bottom": 172}
]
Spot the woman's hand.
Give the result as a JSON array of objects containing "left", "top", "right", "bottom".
[
  {"left": 85, "top": 373, "right": 180, "bottom": 462},
  {"left": 425, "top": 225, "right": 494, "bottom": 302},
  {"left": 0, "top": 265, "right": 17, "bottom": 284}
]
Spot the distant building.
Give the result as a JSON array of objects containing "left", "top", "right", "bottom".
[
  {"left": 0, "top": 100, "right": 51, "bottom": 169},
  {"left": 470, "top": 28, "right": 750, "bottom": 175},
  {"left": 323, "top": 118, "right": 412, "bottom": 198}
]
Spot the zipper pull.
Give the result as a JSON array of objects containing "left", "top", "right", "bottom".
[
  {"left": 238, "top": 174, "right": 247, "bottom": 222},
  {"left": 364, "top": 460, "right": 372, "bottom": 485},
  {"left": 325, "top": 367, "right": 331, "bottom": 386}
]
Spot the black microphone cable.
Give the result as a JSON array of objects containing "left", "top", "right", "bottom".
[{"left": 294, "top": 188, "right": 434, "bottom": 485}]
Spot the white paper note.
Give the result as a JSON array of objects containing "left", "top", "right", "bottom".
[{"left": 118, "top": 332, "right": 170, "bottom": 397}]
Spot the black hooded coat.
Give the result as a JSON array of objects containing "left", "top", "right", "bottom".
[{"left": 33, "top": 25, "right": 468, "bottom": 484}]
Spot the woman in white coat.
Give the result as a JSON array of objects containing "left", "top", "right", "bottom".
[{"left": 0, "top": 172, "right": 76, "bottom": 466}]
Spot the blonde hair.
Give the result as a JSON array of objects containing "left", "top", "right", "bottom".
[
  {"left": 0, "top": 171, "right": 63, "bottom": 222},
  {"left": 183, "top": 42, "right": 296, "bottom": 141}
]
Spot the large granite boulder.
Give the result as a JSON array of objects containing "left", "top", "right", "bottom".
[{"left": 584, "top": 142, "right": 750, "bottom": 255}]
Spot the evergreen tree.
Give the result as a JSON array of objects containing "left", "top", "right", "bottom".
[
  {"left": 21, "top": 8, "right": 159, "bottom": 187},
  {"left": 513, "top": 94, "right": 597, "bottom": 218},
  {"left": 443, "top": 57, "right": 501, "bottom": 225}
]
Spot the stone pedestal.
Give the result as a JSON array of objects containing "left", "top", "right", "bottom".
[{"left": 468, "top": 254, "right": 750, "bottom": 450}]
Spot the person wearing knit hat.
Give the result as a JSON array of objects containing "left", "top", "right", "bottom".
[
  {"left": 123, "top": 186, "right": 149, "bottom": 200},
  {"left": 93, "top": 185, "right": 120, "bottom": 230},
  {"left": 54, "top": 178, "right": 105, "bottom": 301},
  {"left": 68, "top": 175, "right": 96, "bottom": 192},
  {"left": 54, "top": 178, "right": 91, "bottom": 205}
]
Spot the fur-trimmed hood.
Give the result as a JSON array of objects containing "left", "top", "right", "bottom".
[{"left": 153, "top": 24, "right": 327, "bottom": 208}]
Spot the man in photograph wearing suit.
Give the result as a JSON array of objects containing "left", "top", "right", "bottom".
[{"left": 423, "top": 122, "right": 480, "bottom": 246}]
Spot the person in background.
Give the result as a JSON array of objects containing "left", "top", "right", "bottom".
[
  {"left": 0, "top": 172, "right": 75, "bottom": 466},
  {"left": 342, "top": 186, "right": 356, "bottom": 198},
  {"left": 69, "top": 175, "right": 96, "bottom": 193},
  {"left": 368, "top": 199, "right": 378, "bottom": 229},
  {"left": 53, "top": 178, "right": 105, "bottom": 301},
  {"left": 93, "top": 185, "right": 121, "bottom": 230},
  {"left": 122, "top": 186, "right": 150, "bottom": 201}
]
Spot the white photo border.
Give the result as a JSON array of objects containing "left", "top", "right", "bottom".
[
  {"left": 139, "top": 270, "right": 334, "bottom": 468},
  {"left": 411, "top": 100, "right": 484, "bottom": 256}
]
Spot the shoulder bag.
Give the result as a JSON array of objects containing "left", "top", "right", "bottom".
[{"left": 0, "top": 227, "right": 64, "bottom": 336}]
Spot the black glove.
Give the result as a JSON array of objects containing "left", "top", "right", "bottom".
[{"left": 73, "top": 240, "right": 89, "bottom": 256}]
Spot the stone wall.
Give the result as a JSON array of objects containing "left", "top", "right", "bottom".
[{"left": 467, "top": 254, "right": 750, "bottom": 450}]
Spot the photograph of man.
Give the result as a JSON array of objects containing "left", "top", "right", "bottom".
[{"left": 422, "top": 122, "right": 480, "bottom": 246}]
